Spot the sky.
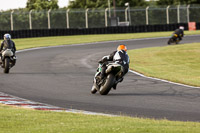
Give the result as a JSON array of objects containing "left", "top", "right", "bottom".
[{"left": 0, "top": 0, "right": 70, "bottom": 11}]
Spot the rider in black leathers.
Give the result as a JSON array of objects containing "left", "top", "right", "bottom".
[
  {"left": 98, "top": 44, "right": 130, "bottom": 89},
  {"left": 0, "top": 34, "right": 16, "bottom": 55},
  {"left": 173, "top": 26, "right": 184, "bottom": 41},
  {"left": 0, "top": 34, "right": 16, "bottom": 66}
]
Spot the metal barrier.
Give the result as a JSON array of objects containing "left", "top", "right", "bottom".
[{"left": 0, "top": 5, "right": 200, "bottom": 30}]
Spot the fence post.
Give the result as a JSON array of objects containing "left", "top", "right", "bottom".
[
  {"left": 108, "top": 0, "right": 111, "bottom": 18},
  {"left": 66, "top": 9, "right": 70, "bottom": 28},
  {"left": 166, "top": 5, "right": 170, "bottom": 24},
  {"left": 128, "top": 6, "right": 131, "bottom": 25},
  {"left": 105, "top": 8, "right": 108, "bottom": 27},
  {"left": 85, "top": 8, "right": 89, "bottom": 28},
  {"left": 29, "top": 10, "right": 33, "bottom": 30},
  {"left": 10, "top": 10, "right": 14, "bottom": 31},
  {"left": 125, "top": 7, "right": 128, "bottom": 22},
  {"left": 146, "top": 6, "right": 149, "bottom": 25},
  {"left": 48, "top": 9, "right": 51, "bottom": 29},
  {"left": 177, "top": 5, "right": 180, "bottom": 23},
  {"left": 187, "top": 5, "right": 190, "bottom": 23}
]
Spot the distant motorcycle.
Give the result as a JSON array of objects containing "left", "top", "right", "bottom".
[
  {"left": 91, "top": 62, "right": 123, "bottom": 95},
  {"left": 0, "top": 49, "right": 16, "bottom": 73},
  {"left": 168, "top": 34, "right": 182, "bottom": 45}
]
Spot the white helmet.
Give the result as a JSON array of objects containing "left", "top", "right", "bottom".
[
  {"left": 4, "top": 33, "right": 11, "bottom": 40},
  {"left": 179, "top": 26, "right": 184, "bottom": 30}
]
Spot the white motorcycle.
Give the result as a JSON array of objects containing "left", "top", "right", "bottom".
[{"left": 0, "top": 49, "right": 16, "bottom": 73}]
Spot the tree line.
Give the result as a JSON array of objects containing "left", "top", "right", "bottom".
[
  {"left": 67, "top": 0, "right": 200, "bottom": 9},
  {"left": 0, "top": 0, "right": 199, "bottom": 11},
  {"left": 25, "top": 0, "right": 200, "bottom": 11}
]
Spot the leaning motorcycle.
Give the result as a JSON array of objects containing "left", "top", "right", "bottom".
[
  {"left": 0, "top": 49, "right": 16, "bottom": 73},
  {"left": 167, "top": 34, "right": 181, "bottom": 45},
  {"left": 91, "top": 62, "right": 123, "bottom": 95}
]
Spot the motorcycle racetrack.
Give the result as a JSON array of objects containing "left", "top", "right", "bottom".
[{"left": 0, "top": 35, "right": 200, "bottom": 122}]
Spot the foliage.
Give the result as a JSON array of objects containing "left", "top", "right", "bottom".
[
  {"left": 115, "top": 0, "right": 148, "bottom": 7},
  {"left": 26, "top": 0, "right": 59, "bottom": 10},
  {"left": 68, "top": 0, "right": 108, "bottom": 9},
  {"left": 68, "top": 0, "right": 148, "bottom": 9},
  {"left": 67, "top": 0, "right": 200, "bottom": 8},
  {"left": 156, "top": 0, "right": 200, "bottom": 5}
]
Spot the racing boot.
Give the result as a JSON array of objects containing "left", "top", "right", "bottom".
[
  {"left": 113, "top": 83, "right": 117, "bottom": 90},
  {"left": 1, "top": 63, "right": 5, "bottom": 68},
  {"left": 118, "top": 77, "right": 124, "bottom": 82},
  {"left": 113, "top": 77, "right": 124, "bottom": 90}
]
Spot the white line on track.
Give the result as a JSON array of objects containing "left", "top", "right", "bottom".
[{"left": 129, "top": 70, "right": 200, "bottom": 89}]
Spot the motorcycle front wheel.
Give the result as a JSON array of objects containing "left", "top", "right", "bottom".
[
  {"left": 168, "top": 38, "right": 173, "bottom": 45},
  {"left": 4, "top": 58, "right": 10, "bottom": 73},
  {"left": 99, "top": 74, "right": 115, "bottom": 95}
]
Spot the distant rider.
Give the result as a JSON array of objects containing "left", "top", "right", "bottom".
[
  {"left": 173, "top": 26, "right": 184, "bottom": 41},
  {"left": 0, "top": 34, "right": 16, "bottom": 65},
  {"left": 98, "top": 44, "right": 130, "bottom": 89}
]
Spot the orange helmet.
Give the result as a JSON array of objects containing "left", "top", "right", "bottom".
[{"left": 117, "top": 45, "right": 127, "bottom": 51}]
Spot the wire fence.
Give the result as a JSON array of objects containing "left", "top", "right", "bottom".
[{"left": 0, "top": 5, "right": 200, "bottom": 31}]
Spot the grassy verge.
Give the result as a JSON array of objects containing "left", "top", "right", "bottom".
[
  {"left": 0, "top": 104, "right": 200, "bottom": 133},
  {"left": 13, "top": 30, "right": 200, "bottom": 50},
  {"left": 128, "top": 42, "right": 200, "bottom": 87}
]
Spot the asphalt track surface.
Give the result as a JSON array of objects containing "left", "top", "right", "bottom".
[{"left": 0, "top": 36, "right": 200, "bottom": 122}]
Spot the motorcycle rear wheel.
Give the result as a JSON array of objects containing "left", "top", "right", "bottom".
[{"left": 99, "top": 74, "right": 115, "bottom": 95}]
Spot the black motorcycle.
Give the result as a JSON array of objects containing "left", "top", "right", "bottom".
[
  {"left": 168, "top": 34, "right": 182, "bottom": 45},
  {"left": 0, "top": 49, "right": 16, "bottom": 73},
  {"left": 91, "top": 62, "right": 123, "bottom": 95}
]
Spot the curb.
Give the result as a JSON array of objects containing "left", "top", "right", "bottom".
[{"left": 0, "top": 92, "right": 115, "bottom": 116}]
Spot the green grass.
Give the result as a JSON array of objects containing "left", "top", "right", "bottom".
[
  {"left": 0, "top": 104, "right": 200, "bottom": 133},
  {"left": 13, "top": 30, "right": 200, "bottom": 50},
  {"left": 128, "top": 42, "right": 200, "bottom": 87}
]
